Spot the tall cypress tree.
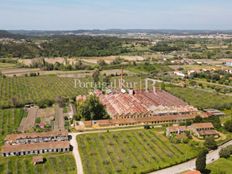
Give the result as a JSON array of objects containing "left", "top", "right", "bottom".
[{"left": 196, "top": 149, "right": 208, "bottom": 172}]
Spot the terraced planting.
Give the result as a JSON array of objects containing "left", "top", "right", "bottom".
[
  {"left": 0, "top": 153, "right": 76, "bottom": 174},
  {"left": 166, "top": 86, "right": 232, "bottom": 109},
  {"left": 77, "top": 129, "right": 198, "bottom": 174},
  {"left": 0, "top": 76, "right": 89, "bottom": 107},
  {"left": 0, "top": 108, "right": 26, "bottom": 144}
]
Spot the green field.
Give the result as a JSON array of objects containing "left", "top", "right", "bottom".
[
  {"left": 0, "top": 76, "right": 89, "bottom": 107},
  {"left": 207, "top": 157, "right": 232, "bottom": 174},
  {"left": 0, "top": 153, "right": 76, "bottom": 174},
  {"left": 166, "top": 86, "right": 232, "bottom": 109},
  {"left": 0, "top": 63, "right": 16, "bottom": 70},
  {"left": 0, "top": 108, "right": 26, "bottom": 144},
  {"left": 77, "top": 129, "right": 198, "bottom": 174}
]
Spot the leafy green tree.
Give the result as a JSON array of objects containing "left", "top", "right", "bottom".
[
  {"left": 204, "top": 136, "right": 218, "bottom": 150},
  {"left": 35, "top": 117, "right": 41, "bottom": 124},
  {"left": 103, "top": 75, "right": 111, "bottom": 86},
  {"left": 76, "top": 95, "right": 108, "bottom": 120},
  {"left": 97, "top": 60, "right": 107, "bottom": 67},
  {"left": 219, "top": 147, "right": 231, "bottom": 158},
  {"left": 193, "top": 116, "right": 203, "bottom": 123},
  {"left": 92, "top": 69, "right": 100, "bottom": 83},
  {"left": 196, "top": 149, "right": 208, "bottom": 173},
  {"left": 224, "top": 120, "right": 232, "bottom": 132}
]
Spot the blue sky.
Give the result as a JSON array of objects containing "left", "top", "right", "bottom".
[{"left": 0, "top": 0, "right": 232, "bottom": 30}]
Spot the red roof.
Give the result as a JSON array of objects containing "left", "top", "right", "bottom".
[
  {"left": 2, "top": 141, "right": 70, "bottom": 153},
  {"left": 98, "top": 90, "right": 197, "bottom": 118},
  {"left": 183, "top": 170, "right": 201, "bottom": 174},
  {"left": 191, "top": 123, "right": 214, "bottom": 129}
]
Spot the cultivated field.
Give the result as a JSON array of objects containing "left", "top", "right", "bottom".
[
  {"left": 166, "top": 86, "right": 232, "bottom": 109},
  {"left": 82, "top": 55, "right": 145, "bottom": 64},
  {"left": 0, "top": 62, "right": 16, "bottom": 70},
  {"left": 0, "top": 153, "right": 76, "bottom": 174},
  {"left": 77, "top": 129, "right": 198, "bottom": 174},
  {"left": 0, "top": 108, "right": 26, "bottom": 144},
  {"left": 0, "top": 76, "right": 89, "bottom": 107},
  {"left": 207, "top": 156, "right": 232, "bottom": 174}
]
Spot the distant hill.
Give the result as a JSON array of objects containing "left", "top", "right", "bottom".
[
  {"left": 0, "top": 30, "right": 24, "bottom": 39},
  {"left": 9, "top": 29, "right": 232, "bottom": 36}
]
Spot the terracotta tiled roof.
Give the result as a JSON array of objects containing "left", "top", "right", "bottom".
[
  {"left": 98, "top": 90, "right": 197, "bottom": 118},
  {"left": 183, "top": 170, "right": 201, "bottom": 174},
  {"left": 198, "top": 130, "right": 219, "bottom": 136},
  {"left": 32, "top": 156, "right": 44, "bottom": 163},
  {"left": 167, "top": 126, "right": 188, "bottom": 132},
  {"left": 5, "top": 130, "right": 68, "bottom": 142},
  {"left": 191, "top": 123, "right": 214, "bottom": 129},
  {"left": 2, "top": 141, "right": 70, "bottom": 153}
]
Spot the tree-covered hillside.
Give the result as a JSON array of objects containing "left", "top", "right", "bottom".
[{"left": 0, "top": 35, "right": 131, "bottom": 58}]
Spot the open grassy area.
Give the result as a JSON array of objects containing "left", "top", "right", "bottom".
[
  {"left": 0, "top": 76, "right": 89, "bottom": 108},
  {"left": 0, "top": 153, "right": 76, "bottom": 174},
  {"left": 166, "top": 86, "right": 232, "bottom": 109},
  {"left": 220, "top": 110, "right": 232, "bottom": 124},
  {"left": 207, "top": 157, "right": 232, "bottom": 174},
  {"left": 0, "top": 108, "right": 26, "bottom": 144},
  {"left": 77, "top": 129, "right": 198, "bottom": 174},
  {"left": 0, "top": 63, "right": 16, "bottom": 70}
]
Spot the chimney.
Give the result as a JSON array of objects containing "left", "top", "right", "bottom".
[
  {"left": 153, "top": 86, "right": 157, "bottom": 94},
  {"left": 129, "top": 89, "right": 134, "bottom": 95}
]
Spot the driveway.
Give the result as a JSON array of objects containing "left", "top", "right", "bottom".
[{"left": 69, "top": 133, "right": 83, "bottom": 174}]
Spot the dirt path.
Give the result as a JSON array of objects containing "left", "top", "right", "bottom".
[
  {"left": 18, "top": 107, "right": 38, "bottom": 132},
  {"left": 54, "top": 105, "right": 65, "bottom": 131}
]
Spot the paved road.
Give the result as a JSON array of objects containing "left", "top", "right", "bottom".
[
  {"left": 69, "top": 133, "right": 83, "bottom": 174},
  {"left": 151, "top": 140, "right": 232, "bottom": 174}
]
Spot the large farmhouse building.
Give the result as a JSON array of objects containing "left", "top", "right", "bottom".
[
  {"left": 77, "top": 89, "right": 203, "bottom": 129},
  {"left": 1, "top": 130, "right": 70, "bottom": 157},
  {"left": 4, "top": 130, "right": 68, "bottom": 145},
  {"left": 2, "top": 141, "right": 70, "bottom": 157},
  {"left": 166, "top": 123, "right": 219, "bottom": 139}
]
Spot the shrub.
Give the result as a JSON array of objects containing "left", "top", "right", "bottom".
[
  {"left": 224, "top": 120, "right": 232, "bottom": 132},
  {"left": 204, "top": 136, "right": 218, "bottom": 150},
  {"left": 219, "top": 145, "right": 232, "bottom": 158}
]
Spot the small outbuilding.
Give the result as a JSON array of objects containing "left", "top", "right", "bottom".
[{"left": 32, "top": 156, "right": 44, "bottom": 165}]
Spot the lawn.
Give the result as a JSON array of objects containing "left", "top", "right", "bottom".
[
  {"left": 0, "top": 108, "right": 26, "bottom": 144},
  {"left": 77, "top": 129, "right": 198, "bottom": 174},
  {"left": 166, "top": 86, "right": 232, "bottom": 109},
  {"left": 0, "top": 153, "right": 76, "bottom": 174},
  {"left": 207, "top": 156, "right": 232, "bottom": 174}
]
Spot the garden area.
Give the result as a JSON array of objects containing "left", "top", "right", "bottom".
[
  {"left": 77, "top": 129, "right": 199, "bottom": 174},
  {"left": 0, "top": 153, "right": 76, "bottom": 174},
  {"left": 0, "top": 108, "right": 26, "bottom": 144}
]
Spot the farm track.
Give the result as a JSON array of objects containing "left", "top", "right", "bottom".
[
  {"left": 18, "top": 107, "right": 38, "bottom": 132},
  {"left": 54, "top": 105, "right": 65, "bottom": 131}
]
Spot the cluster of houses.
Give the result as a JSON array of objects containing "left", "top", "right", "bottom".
[
  {"left": 1, "top": 130, "right": 70, "bottom": 157},
  {"left": 166, "top": 122, "right": 219, "bottom": 139}
]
